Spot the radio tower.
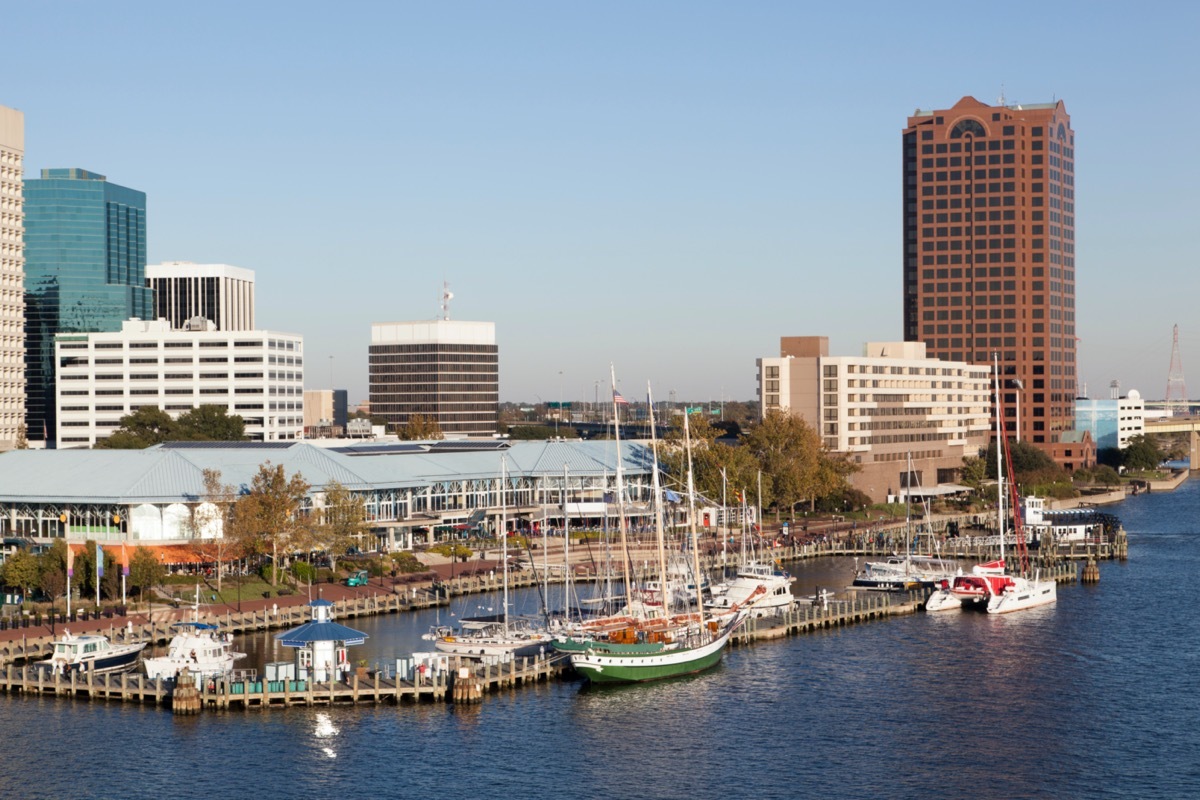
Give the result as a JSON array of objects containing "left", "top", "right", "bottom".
[{"left": 1166, "top": 324, "right": 1188, "bottom": 416}]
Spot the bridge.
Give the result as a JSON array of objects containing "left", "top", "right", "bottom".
[{"left": 1145, "top": 416, "right": 1200, "bottom": 468}]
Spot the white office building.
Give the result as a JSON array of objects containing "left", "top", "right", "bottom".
[
  {"left": 55, "top": 318, "right": 304, "bottom": 446},
  {"left": 0, "top": 106, "right": 24, "bottom": 449},
  {"left": 147, "top": 262, "right": 255, "bottom": 331}
]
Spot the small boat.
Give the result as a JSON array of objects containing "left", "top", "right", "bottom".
[
  {"left": 42, "top": 630, "right": 146, "bottom": 676},
  {"left": 852, "top": 555, "right": 958, "bottom": 591},
  {"left": 143, "top": 622, "right": 246, "bottom": 681},
  {"left": 429, "top": 616, "right": 553, "bottom": 659},
  {"left": 706, "top": 561, "right": 796, "bottom": 617}
]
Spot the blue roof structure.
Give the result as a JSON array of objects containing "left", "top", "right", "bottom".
[{"left": 275, "top": 598, "right": 368, "bottom": 647}]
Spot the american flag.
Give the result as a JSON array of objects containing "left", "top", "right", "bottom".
[{"left": 613, "top": 390, "right": 630, "bottom": 406}]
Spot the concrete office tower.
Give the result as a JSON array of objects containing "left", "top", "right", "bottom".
[
  {"left": 23, "top": 168, "right": 153, "bottom": 444},
  {"left": 756, "top": 336, "right": 991, "bottom": 502},
  {"left": 369, "top": 320, "right": 499, "bottom": 436},
  {"left": 55, "top": 318, "right": 304, "bottom": 446},
  {"left": 147, "top": 261, "right": 255, "bottom": 331},
  {"left": 903, "top": 97, "right": 1076, "bottom": 450},
  {"left": 0, "top": 106, "right": 25, "bottom": 450}
]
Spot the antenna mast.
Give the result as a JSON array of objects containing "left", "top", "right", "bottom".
[{"left": 440, "top": 281, "right": 454, "bottom": 321}]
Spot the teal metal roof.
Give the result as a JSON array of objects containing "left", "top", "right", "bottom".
[{"left": 0, "top": 440, "right": 652, "bottom": 504}]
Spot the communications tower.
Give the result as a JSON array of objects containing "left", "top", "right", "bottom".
[{"left": 1165, "top": 324, "right": 1188, "bottom": 416}]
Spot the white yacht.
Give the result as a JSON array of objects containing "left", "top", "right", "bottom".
[
  {"left": 706, "top": 561, "right": 796, "bottom": 617},
  {"left": 42, "top": 630, "right": 147, "bottom": 676},
  {"left": 143, "top": 622, "right": 245, "bottom": 681}
]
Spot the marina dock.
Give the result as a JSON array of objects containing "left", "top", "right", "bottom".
[{"left": 0, "top": 590, "right": 933, "bottom": 710}]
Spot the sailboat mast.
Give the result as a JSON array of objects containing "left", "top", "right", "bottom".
[
  {"left": 501, "top": 455, "right": 510, "bottom": 637},
  {"left": 647, "top": 382, "right": 669, "bottom": 613},
  {"left": 610, "top": 364, "right": 635, "bottom": 610},
  {"left": 683, "top": 411, "right": 706, "bottom": 623},
  {"left": 993, "top": 354, "right": 1006, "bottom": 566},
  {"left": 562, "top": 464, "right": 571, "bottom": 623}
]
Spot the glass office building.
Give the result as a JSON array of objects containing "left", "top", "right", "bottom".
[{"left": 23, "top": 168, "right": 152, "bottom": 443}]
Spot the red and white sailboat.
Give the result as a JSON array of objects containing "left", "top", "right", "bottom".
[{"left": 926, "top": 357, "right": 1057, "bottom": 614}]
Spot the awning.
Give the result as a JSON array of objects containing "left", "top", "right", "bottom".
[{"left": 899, "top": 483, "right": 972, "bottom": 498}]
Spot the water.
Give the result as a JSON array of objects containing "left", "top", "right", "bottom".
[{"left": 3, "top": 487, "right": 1200, "bottom": 799}]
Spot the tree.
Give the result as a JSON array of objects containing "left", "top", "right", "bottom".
[
  {"left": 95, "top": 406, "right": 176, "bottom": 449},
  {"left": 1122, "top": 434, "right": 1165, "bottom": 471},
  {"left": 313, "top": 481, "right": 369, "bottom": 558},
  {"left": 1, "top": 549, "right": 39, "bottom": 598},
  {"left": 175, "top": 405, "right": 247, "bottom": 442},
  {"left": 189, "top": 468, "right": 241, "bottom": 591},
  {"left": 741, "top": 409, "right": 842, "bottom": 517},
  {"left": 38, "top": 541, "right": 67, "bottom": 604},
  {"left": 129, "top": 546, "right": 166, "bottom": 599},
  {"left": 232, "top": 462, "right": 311, "bottom": 584},
  {"left": 398, "top": 414, "right": 444, "bottom": 440},
  {"left": 960, "top": 456, "right": 988, "bottom": 488}
]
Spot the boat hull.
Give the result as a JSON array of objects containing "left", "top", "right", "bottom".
[
  {"left": 564, "top": 622, "right": 738, "bottom": 684},
  {"left": 987, "top": 579, "right": 1057, "bottom": 614},
  {"left": 47, "top": 643, "right": 146, "bottom": 676},
  {"left": 924, "top": 588, "right": 964, "bottom": 612}
]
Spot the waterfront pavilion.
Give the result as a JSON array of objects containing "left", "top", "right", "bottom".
[
  {"left": 0, "top": 439, "right": 655, "bottom": 553},
  {"left": 276, "top": 598, "right": 367, "bottom": 683}
]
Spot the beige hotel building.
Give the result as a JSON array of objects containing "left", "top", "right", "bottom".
[
  {"left": 756, "top": 336, "right": 991, "bottom": 503},
  {"left": 0, "top": 105, "right": 24, "bottom": 450}
]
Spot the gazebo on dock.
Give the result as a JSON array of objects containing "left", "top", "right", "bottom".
[{"left": 275, "top": 598, "right": 368, "bottom": 683}]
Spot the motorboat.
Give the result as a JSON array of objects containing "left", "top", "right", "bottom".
[
  {"left": 42, "top": 630, "right": 146, "bottom": 676},
  {"left": 143, "top": 622, "right": 246, "bottom": 681},
  {"left": 706, "top": 561, "right": 795, "bottom": 617},
  {"left": 853, "top": 554, "right": 959, "bottom": 591}
]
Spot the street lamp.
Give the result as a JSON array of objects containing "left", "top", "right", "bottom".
[
  {"left": 556, "top": 371, "right": 563, "bottom": 437},
  {"left": 1011, "top": 378, "right": 1024, "bottom": 443}
]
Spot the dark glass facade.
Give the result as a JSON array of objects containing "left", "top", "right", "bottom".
[
  {"left": 24, "top": 169, "right": 153, "bottom": 442},
  {"left": 369, "top": 343, "right": 499, "bottom": 435}
]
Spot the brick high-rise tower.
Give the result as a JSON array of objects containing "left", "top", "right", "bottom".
[{"left": 903, "top": 96, "right": 1076, "bottom": 448}]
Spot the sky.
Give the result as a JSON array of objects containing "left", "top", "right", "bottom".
[{"left": 3, "top": 2, "right": 1198, "bottom": 406}]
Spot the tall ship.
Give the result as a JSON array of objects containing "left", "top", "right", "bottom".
[{"left": 555, "top": 375, "right": 750, "bottom": 683}]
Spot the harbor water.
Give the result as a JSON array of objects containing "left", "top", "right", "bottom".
[{"left": 2, "top": 484, "right": 1199, "bottom": 799}]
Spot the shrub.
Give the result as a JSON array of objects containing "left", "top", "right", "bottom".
[
  {"left": 390, "top": 552, "right": 426, "bottom": 574},
  {"left": 291, "top": 561, "right": 316, "bottom": 583}
]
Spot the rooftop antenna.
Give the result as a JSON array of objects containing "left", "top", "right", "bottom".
[
  {"left": 440, "top": 281, "right": 454, "bottom": 321},
  {"left": 997, "top": 84, "right": 1007, "bottom": 106}
]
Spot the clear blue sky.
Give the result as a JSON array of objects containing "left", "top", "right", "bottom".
[{"left": 4, "top": 2, "right": 1197, "bottom": 406}]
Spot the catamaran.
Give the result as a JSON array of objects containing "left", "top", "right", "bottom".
[{"left": 926, "top": 356, "right": 1057, "bottom": 614}]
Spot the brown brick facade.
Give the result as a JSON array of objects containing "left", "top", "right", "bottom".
[{"left": 903, "top": 96, "right": 1076, "bottom": 454}]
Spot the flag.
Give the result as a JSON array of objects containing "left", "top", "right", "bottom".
[
  {"left": 121, "top": 543, "right": 130, "bottom": 577},
  {"left": 96, "top": 545, "right": 104, "bottom": 579},
  {"left": 664, "top": 489, "right": 682, "bottom": 503},
  {"left": 66, "top": 545, "right": 74, "bottom": 578},
  {"left": 613, "top": 390, "right": 629, "bottom": 406}
]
